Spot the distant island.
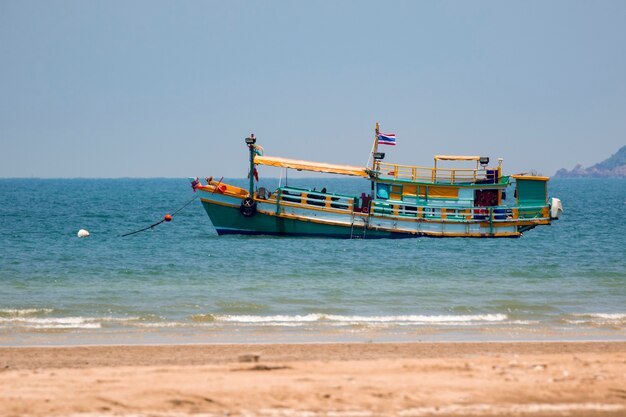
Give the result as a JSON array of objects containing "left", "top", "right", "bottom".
[{"left": 554, "top": 145, "right": 626, "bottom": 178}]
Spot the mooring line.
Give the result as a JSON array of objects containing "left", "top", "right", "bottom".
[{"left": 121, "top": 194, "right": 199, "bottom": 237}]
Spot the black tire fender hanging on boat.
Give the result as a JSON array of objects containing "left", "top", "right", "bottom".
[{"left": 240, "top": 197, "right": 257, "bottom": 217}]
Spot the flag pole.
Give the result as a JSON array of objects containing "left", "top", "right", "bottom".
[{"left": 372, "top": 122, "right": 379, "bottom": 171}]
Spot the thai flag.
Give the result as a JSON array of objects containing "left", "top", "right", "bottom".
[
  {"left": 377, "top": 132, "right": 396, "bottom": 146},
  {"left": 190, "top": 177, "right": 200, "bottom": 192}
]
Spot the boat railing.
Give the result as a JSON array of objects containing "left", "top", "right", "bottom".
[
  {"left": 275, "top": 188, "right": 354, "bottom": 212},
  {"left": 271, "top": 186, "right": 549, "bottom": 222},
  {"left": 370, "top": 200, "right": 550, "bottom": 222},
  {"left": 374, "top": 162, "right": 497, "bottom": 184}
]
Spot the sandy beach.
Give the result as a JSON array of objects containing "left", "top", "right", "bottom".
[{"left": 1, "top": 341, "right": 625, "bottom": 417}]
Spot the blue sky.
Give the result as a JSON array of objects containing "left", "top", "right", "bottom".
[{"left": 1, "top": 0, "right": 625, "bottom": 178}]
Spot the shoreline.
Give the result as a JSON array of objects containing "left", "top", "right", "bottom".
[
  {"left": 2, "top": 341, "right": 625, "bottom": 416},
  {"left": 7, "top": 338, "right": 626, "bottom": 349},
  {"left": 4, "top": 322, "right": 625, "bottom": 348},
  {"left": 6, "top": 337, "right": 626, "bottom": 348},
  {"left": 4, "top": 340, "right": 626, "bottom": 368}
]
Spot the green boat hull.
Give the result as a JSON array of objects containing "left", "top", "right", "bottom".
[{"left": 201, "top": 200, "right": 408, "bottom": 239}]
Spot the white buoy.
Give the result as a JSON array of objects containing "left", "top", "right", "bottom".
[{"left": 77, "top": 229, "right": 90, "bottom": 238}]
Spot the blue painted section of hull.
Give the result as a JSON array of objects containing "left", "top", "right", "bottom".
[{"left": 214, "top": 227, "right": 420, "bottom": 239}]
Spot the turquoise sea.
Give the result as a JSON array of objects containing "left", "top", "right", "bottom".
[{"left": 0, "top": 178, "right": 625, "bottom": 346}]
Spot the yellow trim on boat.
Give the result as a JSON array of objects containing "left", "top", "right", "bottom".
[
  {"left": 271, "top": 199, "right": 355, "bottom": 215},
  {"left": 202, "top": 195, "right": 357, "bottom": 217},
  {"left": 197, "top": 184, "right": 249, "bottom": 198},
  {"left": 511, "top": 175, "right": 550, "bottom": 181},
  {"left": 199, "top": 198, "right": 239, "bottom": 208}
]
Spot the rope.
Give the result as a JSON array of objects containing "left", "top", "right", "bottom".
[
  {"left": 171, "top": 194, "right": 199, "bottom": 216},
  {"left": 121, "top": 194, "right": 199, "bottom": 237}
]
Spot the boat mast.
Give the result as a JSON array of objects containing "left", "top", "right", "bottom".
[
  {"left": 245, "top": 133, "right": 256, "bottom": 197},
  {"left": 372, "top": 122, "right": 380, "bottom": 171}
]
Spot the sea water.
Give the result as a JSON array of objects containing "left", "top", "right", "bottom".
[{"left": 0, "top": 178, "right": 624, "bottom": 346}]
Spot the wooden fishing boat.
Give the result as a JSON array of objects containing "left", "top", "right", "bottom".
[{"left": 191, "top": 124, "right": 562, "bottom": 238}]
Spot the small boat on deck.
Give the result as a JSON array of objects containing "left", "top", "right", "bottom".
[{"left": 190, "top": 124, "right": 562, "bottom": 238}]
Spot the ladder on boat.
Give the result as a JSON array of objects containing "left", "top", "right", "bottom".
[{"left": 350, "top": 213, "right": 369, "bottom": 239}]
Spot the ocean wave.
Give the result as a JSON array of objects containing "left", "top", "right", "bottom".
[
  {"left": 190, "top": 314, "right": 216, "bottom": 322},
  {"left": 212, "top": 313, "right": 508, "bottom": 325},
  {"left": 0, "top": 312, "right": 520, "bottom": 331},
  {"left": 573, "top": 313, "right": 626, "bottom": 320},
  {"left": 0, "top": 316, "right": 101, "bottom": 329},
  {"left": 133, "top": 322, "right": 190, "bottom": 328},
  {"left": 28, "top": 323, "right": 101, "bottom": 330},
  {"left": 328, "top": 314, "right": 507, "bottom": 323},
  {"left": 564, "top": 313, "right": 626, "bottom": 328},
  {"left": 0, "top": 308, "right": 54, "bottom": 317},
  {"left": 218, "top": 314, "right": 322, "bottom": 323},
  {"left": 0, "top": 315, "right": 142, "bottom": 330}
]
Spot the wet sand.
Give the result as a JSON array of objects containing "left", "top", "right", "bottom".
[{"left": 1, "top": 341, "right": 625, "bottom": 416}]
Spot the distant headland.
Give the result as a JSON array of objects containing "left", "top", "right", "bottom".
[{"left": 554, "top": 145, "right": 626, "bottom": 178}]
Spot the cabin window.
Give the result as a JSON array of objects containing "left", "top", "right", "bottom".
[{"left": 376, "top": 183, "right": 389, "bottom": 199}]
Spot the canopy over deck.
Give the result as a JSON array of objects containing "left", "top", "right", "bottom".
[
  {"left": 434, "top": 155, "right": 481, "bottom": 161},
  {"left": 254, "top": 155, "right": 369, "bottom": 177}
]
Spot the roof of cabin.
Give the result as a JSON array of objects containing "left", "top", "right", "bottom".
[
  {"left": 254, "top": 155, "right": 369, "bottom": 177},
  {"left": 434, "top": 155, "right": 481, "bottom": 161}
]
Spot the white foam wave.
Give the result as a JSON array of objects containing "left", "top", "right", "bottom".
[
  {"left": 219, "top": 314, "right": 321, "bottom": 323},
  {"left": 0, "top": 317, "right": 88, "bottom": 324},
  {"left": 0, "top": 312, "right": 514, "bottom": 330},
  {"left": 215, "top": 313, "right": 507, "bottom": 325},
  {"left": 0, "top": 317, "right": 102, "bottom": 329},
  {"left": 0, "top": 308, "right": 54, "bottom": 316},
  {"left": 573, "top": 313, "right": 626, "bottom": 320},
  {"left": 30, "top": 323, "right": 102, "bottom": 329},
  {"left": 392, "top": 319, "right": 536, "bottom": 327},
  {"left": 326, "top": 314, "right": 507, "bottom": 323},
  {"left": 565, "top": 313, "right": 626, "bottom": 328},
  {"left": 99, "top": 316, "right": 144, "bottom": 322},
  {"left": 0, "top": 315, "right": 141, "bottom": 330}
]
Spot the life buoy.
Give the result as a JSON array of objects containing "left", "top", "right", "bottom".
[
  {"left": 362, "top": 206, "right": 369, "bottom": 213},
  {"left": 240, "top": 197, "right": 257, "bottom": 217}
]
